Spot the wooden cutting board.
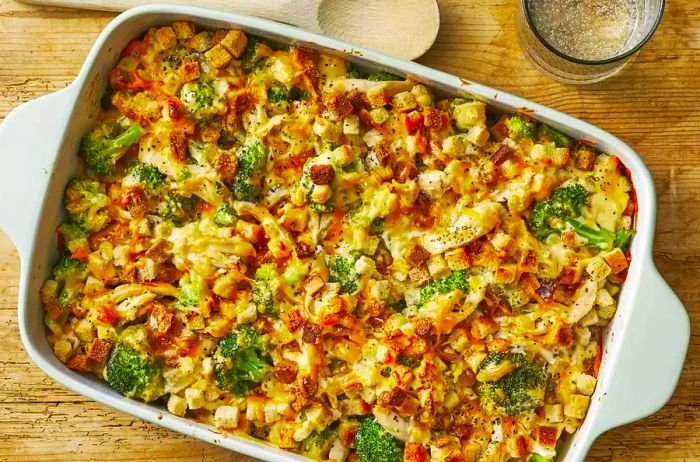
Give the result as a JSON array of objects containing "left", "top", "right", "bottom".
[{"left": 1, "top": 0, "right": 699, "bottom": 460}]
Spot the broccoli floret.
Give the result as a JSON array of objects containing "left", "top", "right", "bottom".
[
  {"left": 79, "top": 122, "right": 143, "bottom": 176},
  {"left": 232, "top": 140, "right": 268, "bottom": 201},
  {"left": 490, "top": 283, "right": 528, "bottom": 309},
  {"left": 64, "top": 178, "right": 111, "bottom": 233},
  {"left": 505, "top": 114, "right": 537, "bottom": 140},
  {"left": 296, "top": 89, "right": 311, "bottom": 101},
  {"left": 328, "top": 252, "right": 361, "bottom": 294},
  {"left": 157, "top": 193, "right": 196, "bottom": 225},
  {"left": 396, "top": 353, "right": 421, "bottom": 369},
  {"left": 175, "top": 272, "right": 208, "bottom": 311},
  {"left": 346, "top": 65, "right": 365, "bottom": 79},
  {"left": 311, "top": 200, "right": 335, "bottom": 213},
  {"left": 179, "top": 80, "right": 225, "bottom": 119},
  {"left": 567, "top": 218, "right": 634, "bottom": 251},
  {"left": 123, "top": 162, "right": 166, "bottom": 193},
  {"left": 163, "top": 46, "right": 192, "bottom": 71},
  {"left": 267, "top": 86, "right": 289, "bottom": 103},
  {"left": 367, "top": 71, "right": 402, "bottom": 82},
  {"left": 386, "top": 298, "right": 407, "bottom": 312},
  {"left": 418, "top": 269, "right": 469, "bottom": 307},
  {"left": 232, "top": 174, "right": 258, "bottom": 202},
  {"left": 57, "top": 223, "right": 89, "bottom": 257},
  {"left": 529, "top": 455, "right": 553, "bottom": 462},
  {"left": 354, "top": 416, "right": 403, "bottom": 462},
  {"left": 476, "top": 353, "right": 547, "bottom": 416},
  {"left": 238, "top": 140, "right": 268, "bottom": 174},
  {"left": 52, "top": 256, "right": 88, "bottom": 309},
  {"left": 106, "top": 343, "right": 164, "bottom": 402},
  {"left": 529, "top": 183, "right": 589, "bottom": 241},
  {"left": 251, "top": 263, "right": 280, "bottom": 317},
  {"left": 301, "top": 427, "right": 335, "bottom": 459},
  {"left": 53, "top": 256, "right": 88, "bottom": 282},
  {"left": 538, "top": 123, "right": 574, "bottom": 148},
  {"left": 214, "top": 325, "right": 270, "bottom": 395},
  {"left": 214, "top": 203, "right": 237, "bottom": 226},
  {"left": 241, "top": 38, "right": 270, "bottom": 71}
]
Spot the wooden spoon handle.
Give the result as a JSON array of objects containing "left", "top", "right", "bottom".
[{"left": 19, "top": 0, "right": 321, "bottom": 30}]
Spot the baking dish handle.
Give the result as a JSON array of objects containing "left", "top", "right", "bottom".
[
  {"left": 593, "top": 259, "right": 689, "bottom": 433},
  {"left": 0, "top": 87, "right": 75, "bottom": 254}
]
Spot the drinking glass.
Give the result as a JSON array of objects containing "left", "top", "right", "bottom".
[{"left": 515, "top": 0, "right": 665, "bottom": 84}]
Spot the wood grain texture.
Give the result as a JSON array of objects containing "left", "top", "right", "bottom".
[
  {"left": 0, "top": 0, "right": 698, "bottom": 460},
  {"left": 18, "top": 0, "right": 440, "bottom": 60}
]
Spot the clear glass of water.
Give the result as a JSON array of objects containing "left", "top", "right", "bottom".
[{"left": 516, "top": 0, "right": 665, "bottom": 84}]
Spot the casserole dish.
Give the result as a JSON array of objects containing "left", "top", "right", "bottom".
[{"left": 0, "top": 5, "right": 689, "bottom": 461}]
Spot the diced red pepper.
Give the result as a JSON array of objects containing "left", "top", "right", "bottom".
[{"left": 402, "top": 112, "right": 423, "bottom": 135}]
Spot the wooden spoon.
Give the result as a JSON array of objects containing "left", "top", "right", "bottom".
[{"left": 19, "top": 0, "right": 440, "bottom": 60}]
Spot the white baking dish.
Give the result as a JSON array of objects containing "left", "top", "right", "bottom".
[{"left": 0, "top": 5, "right": 690, "bottom": 461}]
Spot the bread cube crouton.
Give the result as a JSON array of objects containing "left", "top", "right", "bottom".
[
  {"left": 411, "top": 84, "right": 433, "bottom": 108},
  {"left": 214, "top": 405, "right": 240, "bottom": 430},
  {"left": 310, "top": 184, "right": 332, "bottom": 203},
  {"left": 304, "top": 275, "right": 325, "bottom": 297},
  {"left": 45, "top": 299, "right": 65, "bottom": 322},
  {"left": 467, "top": 124, "right": 490, "bottom": 147},
  {"left": 564, "top": 394, "right": 590, "bottom": 419},
  {"left": 597, "top": 303, "right": 617, "bottom": 320},
  {"left": 367, "top": 87, "right": 388, "bottom": 108},
  {"left": 67, "top": 354, "right": 92, "bottom": 372},
  {"left": 406, "top": 245, "right": 431, "bottom": 267},
  {"left": 187, "top": 31, "right": 213, "bottom": 52},
  {"left": 312, "top": 117, "right": 341, "bottom": 140},
  {"left": 544, "top": 404, "right": 564, "bottom": 423},
  {"left": 575, "top": 373, "right": 597, "bottom": 396},
  {"left": 167, "top": 394, "right": 187, "bottom": 416},
  {"left": 585, "top": 256, "right": 612, "bottom": 282},
  {"left": 155, "top": 26, "right": 176, "bottom": 49},
  {"left": 423, "top": 107, "right": 450, "bottom": 131},
  {"left": 470, "top": 315, "right": 498, "bottom": 340},
  {"left": 452, "top": 101, "right": 487, "bottom": 130},
  {"left": 493, "top": 263, "right": 517, "bottom": 284},
  {"left": 236, "top": 302, "right": 258, "bottom": 325},
  {"left": 204, "top": 43, "right": 232, "bottom": 68},
  {"left": 596, "top": 288, "right": 615, "bottom": 307},
  {"left": 53, "top": 339, "right": 73, "bottom": 363},
  {"left": 363, "top": 129, "right": 384, "bottom": 148},
  {"left": 246, "top": 397, "right": 265, "bottom": 422},
  {"left": 180, "top": 58, "right": 200, "bottom": 83},
  {"left": 580, "top": 308, "right": 599, "bottom": 327},
  {"left": 392, "top": 91, "right": 417, "bottom": 112},
  {"left": 408, "top": 265, "right": 431, "bottom": 286},
  {"left": 172, "top": 21, "right": 195, "bottom": 39},
  {"left": 185, "top": 388, "right": 204, "bottom": 410},
  {"left": 427, "top": 254, "right": 450, "bottom": 278},
  {"left": 74, "top": 319, "right": 95, "bottom": 343},
  {"left": 219, "top": 30, "right": 248, "bottom": 58},
  {"left": 575, "top": 149, "right": 597, "bottom": 171},
  {"left": 309, "top": 164, "right": 336, "bottom": 185},
  {"left": 490, "top": 232, "right": 514, "bottom": 256},
  {"left": 603, "top": 248, "right": 629, "bottom": 274},
  {"left": 551, "top": 147, "right": 571, "bottom": 167},
  {"left": 536, "top": 426, "right": 558, "bottom": 447},
  {"left": 343, "top": 114, "right": 360, "bottom": 135},
  {"left": 369, "top": 107, "right": 390, "bottom": 125},
  {"left": 87, "top": 338, "right": 113, "bottom": 363},
  {"left": 444, "top": 247, "right": 470, "bottom": 271}
]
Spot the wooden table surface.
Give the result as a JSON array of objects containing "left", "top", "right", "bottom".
[{"left": 0, "top": 0, "right": 698, "bottom": 460}]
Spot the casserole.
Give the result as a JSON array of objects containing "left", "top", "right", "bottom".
[{"left": 0, "top": 5, "right": 689, "bottom": 461}]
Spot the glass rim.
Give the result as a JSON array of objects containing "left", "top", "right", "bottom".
[{"left": 523, "top": 0, "right": 666, "bottom": 66}]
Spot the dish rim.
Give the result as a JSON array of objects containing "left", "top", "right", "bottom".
[{"left": 0, "top": 4, "right": 689, "bottom": 462}]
